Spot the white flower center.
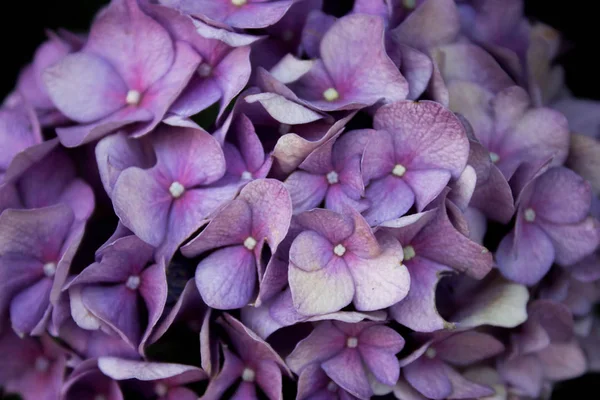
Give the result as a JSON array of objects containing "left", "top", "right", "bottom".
[
  {"left": 323, "top": 88, "right": 340, "bottom": 102},
  {"left": 232, "top": 0, "right": 247, "bottom": 6},
  {"left": 197, "top": 63, "right": 213, "bottom": 78},
  {"left": 35, "top": 356, "right": 50, "bottom": 372},
  {"left": 524, "top": 208, "right": 536, "bottom": 222},
  {"left": 403, "top": 245, "right": 416, "bottom": 261},
  {"left": 346, "top": 337, "right": 358, "bottom": 348},
  {"left": 281, "top": 30, "right": 294, "bottom": 42},
  {"left": 169, "top": 181, "right": 185, "bottom": 199},
  {"left": 244, "top": 236, "right": 257, "bottom": 251},
  {"left": 126, "top": 275, "right": 141, "bottom": 290},
  {"left": 126, "top": 90, "right": 141, "bottom": 106},
  {"left": 43, "top": 262, "right": 57, "bottom": 277},
  {"left": 241, "top": 171, "right": 253, "bottom": 180},
  {"left": 489, "top": 152, "right": 500, "bottom": 163},
  {"left": 94, "top": 396, "right": 107, "bottom": 400},
  {"left": 279, "top": 123, "right": 291, "bottom": 135},
  {"left": 155, "top": 383, "right": 168, "bottom": 397},
  {"left": 403, "top": 0, "right": 416, "bottom": 9},
  {"left": 327, "top": 381, "right": 339, "bottom": 392},
  {"left": 392, "top": 164, "right": 407, "bottom": 177},
  {"left": 333, "top": 244, "right": 346, "bottom": 257},
  {"left": 242, "top": 367, "right": 255, "bottom": 382},
  {"left": 326, "top": 171, "right": 339, "bottom": 185},
  {"left": 425, "top": 347, "right": 437, "bottom": 359}
]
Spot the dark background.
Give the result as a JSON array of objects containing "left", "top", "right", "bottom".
[
  {"left": 2, "top": 0, "right": 600, "bottom": 100},
  {"left": 1, "top": 0, "right": 599, "bottom": 399}
]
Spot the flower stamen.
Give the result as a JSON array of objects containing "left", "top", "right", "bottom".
[
  {"left": 334, "top": 244, "right": 346, "bottom": 257},
  {"left": 244, "top": 236, "right": 258, "bottom": 251},
  {"left": 326, "top": 171, "right": 339, "bottom": 185},
  {"left": 242, "top": 367, "right": 255, "bottom": 382},
  {"left": 403, "top": 245, "right": 416, "bottom": 261},
  {"left": 392, "top": 164, "right": 407, "bottom": 177},
  {"left": 126, "top": 90, "right": 141, "bottom": 106},
  {"left": 346, "top": 337, "right": 358, "bottom": 348},
  {"left": 241, "top": 171, "right": 253, "bottom": 180},
  {"left": 126, "top": 275, "right": 141, "bottom": 290},
  {"left": 323, "top": 88, "right": 340, "bottom": 102},
  {"left": 425, "top": 348, "right": 437, "bottom": 359},
  {"left": 43, "top": 262, "right": 57, "bottom": 277},
  {"left": 169, "top": 182, "right": 185, "bottom": 199},
  {"left": 524, "top": 208, "right": 536, "bottom": 222}
]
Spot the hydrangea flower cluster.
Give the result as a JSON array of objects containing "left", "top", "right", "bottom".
[{"left": 2, "top": 0, "right": 600, "bottom": 399}]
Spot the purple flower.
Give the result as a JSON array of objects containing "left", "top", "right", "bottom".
[
  {"left": 242, "top": 287, "right": 387, "bottom": 339},
  {"left": 202, "top": 314, "right": 291, "bottom": 399},
  {"left": 161, "top": 0, "right": 298, "bottom": 29},
  {"left": 112, "top": 124, "right": 236, "bottom": 259},
  {"left": 251, "top": 0, "right": 323, "bottom": 72},
  {"left": 579, "top": 317, "right": 600, "bottom": 373},
  {"left": 43, "top": 0, "right": 201, "bottom": 147},
  {"left": 500, "top": 340, "right": 587, "bottom": 398},
  {"left": 148, "top": 4, "right": 252, "bottom": 119},
  {"left": 399, "top": 331, "right": 503, "bottom": 399},
  {"left": 287, "top": 321, "right": 405, "bottom": 399},
  {"left": 461, "top": 135, "right": 515, "bottom": 223},
  {"left": 497, "top": 167, "right": 600, "bottom": 285},
  {"left": 458, "top": 0, "right": 530, "bottom": 78},
  {"left": 540, "top": 271, "right": 600, "bottom": 318},
  {"left": 0, "top": 104, "right": 57, "bottom": 185},
  {"left": 361, "top": 100, "right": 469, "bottom": 225},
  {"left": 568, "top": 252, "right": 600, "bottom": 283},
  {"left": 0, "top": 204, "right": 83, "bottom": 336},
  {"left": 567, "top": 133, "right": 600, "bottom": 196},
  {"left": 181, "top": 179, "right": 292, "bottom": 309},
  {"left": 62, "top": 359, "right": 124, "bottom": 400},
  {"left": 511, "top": 300, "right": 575, "bottom": 355},
  {"left": 390, "top": 0, "right": 460, "bottom": 51},
  {"left": 221, "top": 114, "right": 273, "bottom": 183},
  {"left": 299, "top": 9, "right": 336, "bottom": 60},
  {"left": 65, "top": 235, "right": 167, "bottom": 353},
  {"left": 449, "top": 84, "right": 569, "bottom": 181},
  {"left": 55, "top": 317, "right": 140, "bottom": 360},
  {"left": 98, "top": 357, "right": 207, "bottom": 400},
  {"left": 285, "top": 129, "right": 369, "bottom": 214},
  {"left": 257, "top": 14, "right": 408, "bottom": 112},
  {"left": 95, "top": 132, "right": 156, "bottom": 198},
  {"left": 6, "top": 31, "right": 83, "bottom": 126},
  {"left": 296, "top": 363, "right": 360, "bottom": 400},
  {"left": 553, "top": 96, "right": 600, "bottom": 138},
  {"left": 288, "top": 208, "right": 410, "bottom": 315},
  {"left": 380, "top": 205, "right": 494, "bottom": 331},
  {"left": 264, "top": 111, "right": 354, "bottom": 176},
  {"left": 430, "top": 43, "right": 514, "bottom": 105},
  {"left": 498, "top": 300, "right": 587, "bottom": 397},
  {"left": 1, "top": 148, "right": 95, "bottom": 220},
  {"left": 0, "top": 330, "right": 67, "bottom": 400}
]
